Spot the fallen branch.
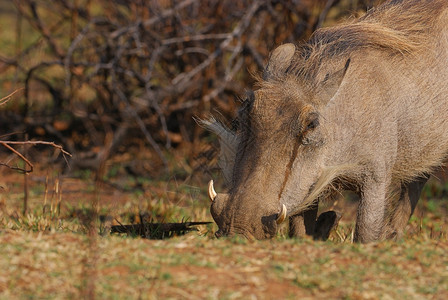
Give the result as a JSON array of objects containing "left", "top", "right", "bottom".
[{"left": 110, "top": 221, "right": 212, "bottom": 239}]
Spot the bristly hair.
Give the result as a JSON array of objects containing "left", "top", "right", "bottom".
[{"left": 283, "top": 0, "right": 448, "bottom": 80}]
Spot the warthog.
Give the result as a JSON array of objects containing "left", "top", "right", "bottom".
[{"left": 203, "top": 0, "right": 448, "bottom": 242}]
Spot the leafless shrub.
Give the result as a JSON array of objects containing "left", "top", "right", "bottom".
[{"left": 0, "top": 0, "right": 379, "bottom": 172}]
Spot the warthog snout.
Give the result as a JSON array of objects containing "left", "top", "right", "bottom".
[{"left": 208, "top": 180, "right": 286, "bottom": 239}]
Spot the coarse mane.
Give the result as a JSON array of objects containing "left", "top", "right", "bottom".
[{"left": 283, "top": 0, "right": 448, "bottom": 80}]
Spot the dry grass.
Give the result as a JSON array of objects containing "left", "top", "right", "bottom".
[
  {"left": 0, "top": 157, "right": 447, "bottom": 299},
  {"left": 0, "top": 230, "right": 447, "bottom": 299}
]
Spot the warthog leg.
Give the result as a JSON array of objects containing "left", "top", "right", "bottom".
[
  {"left": 354, "top": 177, "right": 389, "bottom": 243},
  {"left": 288, "top": 202, "right": 318, "bottom": 238},
  {"left": 384, "top": 174, "right": 430, "bottom": 240},
  {"left": 288, "top": 201, "right": 342, "bottom": 241}
]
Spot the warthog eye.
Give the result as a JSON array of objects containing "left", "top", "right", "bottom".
[
  {"left": 306, "top": 118, "right": 319, "bottom": 130},
  {"left": 300, "top": 114, "right": 321, "bottom": 145}
]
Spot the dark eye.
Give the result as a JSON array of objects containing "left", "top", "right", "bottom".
[{"left": 306, "top": 118, "right": 319, "bottom": 130}]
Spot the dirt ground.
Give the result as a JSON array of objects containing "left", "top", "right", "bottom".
[
  {"left": 1, "top": 228, "right": 447, "bottom": 299},
  {"left": 1, "top": 157, "right": 448, "bottom": 299}
]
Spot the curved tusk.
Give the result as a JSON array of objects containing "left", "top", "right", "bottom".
[
  {"left": 208, "top": 180, "right": 217, "bottom": 202},
  {"left": 276, "top": 204, "right": 287, "bottom": 224}
]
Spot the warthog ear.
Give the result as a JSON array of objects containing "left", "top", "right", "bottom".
[
  {"left": 319, "top": 58, "right": 351, "bottom": 104},
  {"left": 263, "top": 43, "right": 296, "bottom": 80}
]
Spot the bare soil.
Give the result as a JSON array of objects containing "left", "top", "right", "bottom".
[{"left": 1, "top": 160, "right": 448, "bottom": 299}]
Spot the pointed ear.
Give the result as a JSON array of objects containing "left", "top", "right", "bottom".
[
  {"left": 319, "top": 58, "right": 350, "bottom": 103},
  {"left": 263, "top": 43, "right": 296, "bottom": 80}
]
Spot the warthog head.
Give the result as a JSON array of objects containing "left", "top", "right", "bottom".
[{"left": 206, "top": 43, "right": 350, "bottom": 239}]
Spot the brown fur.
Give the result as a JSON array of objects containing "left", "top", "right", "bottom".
[
  {"left": 286, "top": 0, "right": 447, "bottom": 84},
  {"left": 205, "top": 0, "right": 448, "bottom": 242}
]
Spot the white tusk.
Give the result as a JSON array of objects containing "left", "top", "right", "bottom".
[
  {"left": 276, "top": 204, "right": 287, "bottom": 224},
  {"left": 208, "top": 180, "right": 217, "bottom": 202}
]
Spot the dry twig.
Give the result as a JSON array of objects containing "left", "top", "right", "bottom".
[
  {"left": 0, "top": 140, "right": 71, "bottom": 173},
  {"left": 0, "top": 88, "right": 24, "bottom": 106}
]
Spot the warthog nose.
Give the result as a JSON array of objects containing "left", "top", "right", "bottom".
[{"left": 215, "top": 231, "right": 223, "bottom": 238}]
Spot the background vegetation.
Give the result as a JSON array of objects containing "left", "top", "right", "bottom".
[
  {"left": 0, "top": 0, "right": 447, "bottom": 299},
  {"left": 0, "top": 0, "right": 380, "bottom": 174}
]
